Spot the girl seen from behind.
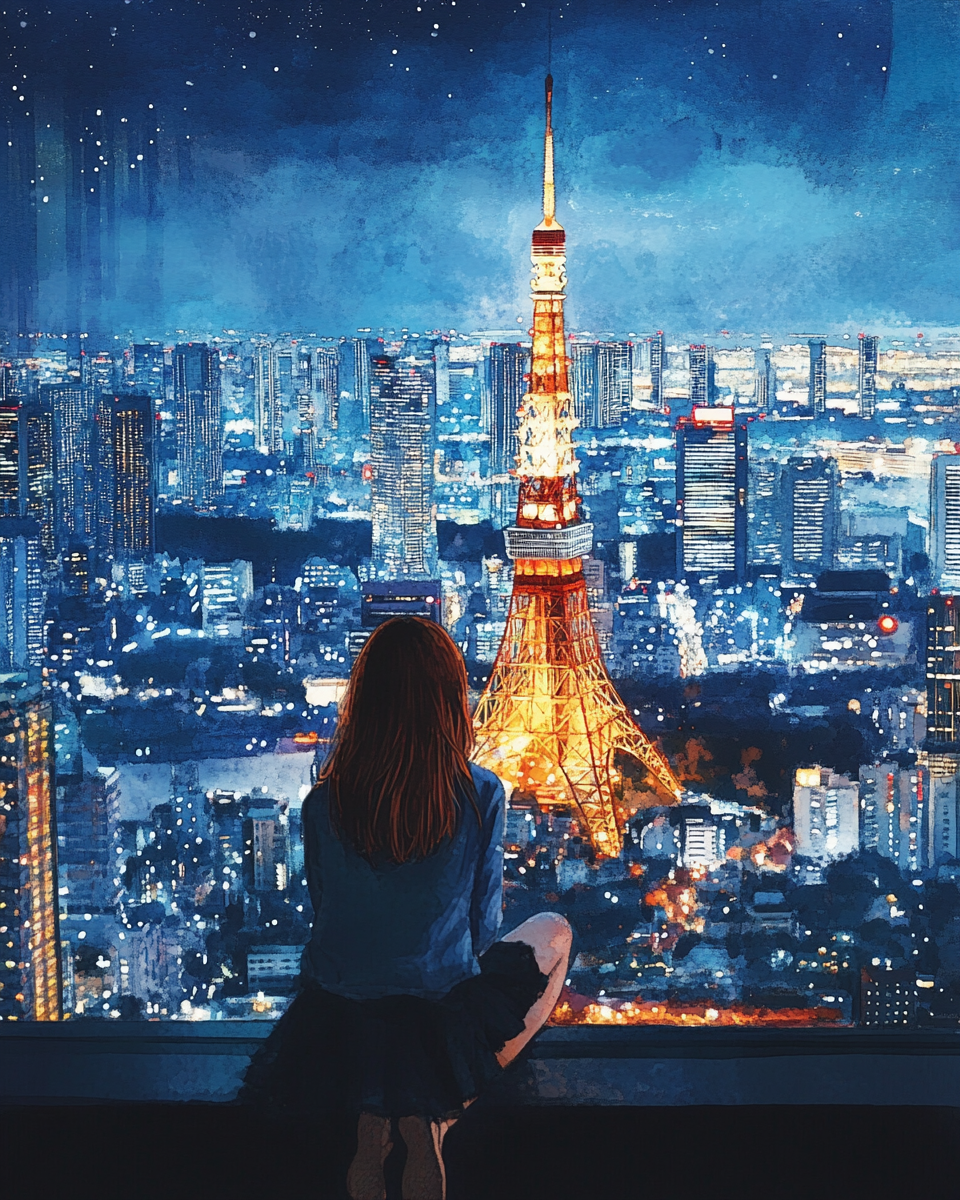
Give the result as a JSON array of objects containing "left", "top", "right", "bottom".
[{"left": 243, "top": 616, "right": 573, "bottom": 1200}]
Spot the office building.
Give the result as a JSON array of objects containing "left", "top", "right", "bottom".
[
  {"left": 200, "top": 560, "right": 253, "bottom": 638},
  {"left": 18, "top": 400, "right": 55, "bottom": 559},
  {"left": 246, "top": 945, "right": 302, "bottom": 990},
  {"left": 858, "top": 763, "right": 930, "bottom": 873},
  {"left": 782, "top": 457, "right": 839, "bottom": 577},
  {"left": 930, "top": 452, "right": 960, "bottom": 592},
  {"left": 570, "top": 342, "right": 595, "bottom": 427},
  {"left": 315, "top": 345, "right": 339, "bottom": 429},
  {"left": 369, "top": 351, "right": 437, "bottom": 577},
  {"left": 925, "top": 594, "right": 960, "bottom": 767},
  {"left": 808, "top": 340, "right": 827, "bottom": 415},
  {"left": 754, "top": 348, "right": 772, "bottom": 411},
  {"left": 793, "top": 766, "right": 859, "bottom": 863},
  {"left": 0, "top": 518, "right": 45, "bottom": 669},
  {"left": 56, "top": 767, "right": 121, "bottom": 916},
  {"left": 486, "top": 343, "right": 529, "bottom": 474},
  {"left": 0, "top": 675, "right": 61, "bottom": 1020},
  {"left": 173, "top": 343, "right": 222, "bottom": 506},
  {"left": 253, "top": 343, "right": 286, "bottom": 455},
  {"left": 0, "top": 397, "right": 18, "bottom": 516},
  {"left": 747, "top": 458, "right": 783, "bottom": 569},
  {"left": 649, "top": 331, "right": 666, "bottom": 412},
  {"left": 689, "top": 345, "right": 716, "bottom": 406},
  {"left": 338, "top": 338, "right": 372, "bottom": 432},
  {"left": 245, "top": 801, "right": 290, "bottom": 892},
  {"left": 108, "top": 393, "right": 155, "bottom": 556},
  {"left": 44, "top": 383, "right": 96, "bottom": 549},
  {"left": 675, "top": 406, "right": 748, "bottom": 582},
  {"left": 594, "top": 341, "right": 632, "bottom": 428},
  {"left": 858, "top": 334, "right": 879, "bottom": 419}
]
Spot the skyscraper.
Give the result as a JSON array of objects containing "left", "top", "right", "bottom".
[
  {"left": 754, "top": 348, "right": 772, "bottom": 411},
  {"left": 131, "top": 343, "right": 165, "bottom": 401},
  {"left": 747, "top": 457, "right": 783, "bottom": 569},
  {"left": 315, "top": 345, "right": 339, "bottom": 429},
  {"left": 486, "top": 343, "right": 529, "bottom": 474},
  {"left": 689, "top": 345, "right": 716, "bottom": 407},
  {"left": 0, "top": 396, "right": 19, "bottom": 516},
  {"left": 649, "top": 331, "right": 666, "bottom": 412},
  {"left": 369, "top": 351, "right": 437, "bottom": 577},
  {"left": 675, "top": 406, "right": 748, "bottom": 583},
  {"left": 594, "top": 341, "right": 632, "bottom": 428},
  {"left": 808, "top": 340, "right": 827, "bottom": 416},
  {"left": 18, "top": 400, "right": 55, "bottom": 559},
  {"left": 925, "top": 594, "right": 960, "bottom": 768},
  {"left": 338, "top": 337, "right": 372, "bottom": 434},
  {"left": 43, "top": 383, "right": 96, "bottom": 549},
  {"left": 173, "top": 343, "right": 222, "bottom": 506},
  {"left": 472, "top": 76, "right": 681, "bottom": 858},
  {"left": 930, "top": 451, "right": 960, "bottom": 592},
  {"left": 111, "top": 394, "right": 156, "bottom": 555},
  {"left": 858, "top": 333, "right": 879, "bottom": 420},
  {"left": 0, "top": 518, "right": 45, "bottom": 669},
  {"left": 0, "top": 675, "right": 61, "bottom": 1021},
  {"left": 782, "top": 456, "right": 839, "bottom": 577},
  {"left": 569, "top": 341, "right": 595, "bottom": 427},
  {"left": 254, "top": 343, "right": 284, "bottom": 454}
]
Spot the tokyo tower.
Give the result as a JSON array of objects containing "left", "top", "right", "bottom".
[{"left": 472, "top": 76, "right": 682, "bottom": 859}]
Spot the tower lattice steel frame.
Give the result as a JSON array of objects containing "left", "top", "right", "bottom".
[{"left": 472, "top": 76, "right": 681, "bottom": 858}]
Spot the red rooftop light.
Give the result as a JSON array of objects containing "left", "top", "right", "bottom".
[{"left": 877, "top": 615, "right": 899, "bottom": 635}]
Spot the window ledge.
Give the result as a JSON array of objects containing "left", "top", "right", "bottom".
[{"left": 2, "top": 1023, "right": 960, "bottom": 1107}]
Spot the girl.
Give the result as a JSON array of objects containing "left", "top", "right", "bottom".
[{"left": 243, "top": 616, "right": 572, "bottom": 1200}]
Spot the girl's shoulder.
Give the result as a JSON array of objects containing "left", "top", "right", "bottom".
[{"left": 467, "top": 763, "right": 507, "bottom": 811}]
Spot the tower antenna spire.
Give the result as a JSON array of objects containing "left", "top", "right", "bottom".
[{"left": 542, "top": 71, "right": 555, "bottom": 223}]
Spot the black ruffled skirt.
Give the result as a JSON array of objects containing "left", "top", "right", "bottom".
[{"left": 239, "top": 940, "right": 548, "bottom": 1121}]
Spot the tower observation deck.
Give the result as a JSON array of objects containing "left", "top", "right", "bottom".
[{"left": 472, "top": 77, "right": 682, "bottom": 858}]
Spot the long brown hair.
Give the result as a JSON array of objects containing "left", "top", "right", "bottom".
[{"left": 318, "top": 617, "right": 480, "bottom": 863}]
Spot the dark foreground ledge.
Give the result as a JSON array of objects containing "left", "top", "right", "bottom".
[{"left": 3, "top": 1022, "right": 960, "bottom": 1107}]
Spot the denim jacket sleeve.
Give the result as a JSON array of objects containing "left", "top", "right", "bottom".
[
  {"left": 469, "top": 773, "right": 506, "bottom": 958},
  {"left": 302, "top": 787, "right": 324, "bottom": 918}
]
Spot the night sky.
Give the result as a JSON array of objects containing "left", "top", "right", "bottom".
[{"left": 2, "top": 0, "right": 958, "bottom": 338}]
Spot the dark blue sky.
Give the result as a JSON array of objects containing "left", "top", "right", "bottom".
[{"left": 3, "top": 0, "right": 959, "bottom": 337}]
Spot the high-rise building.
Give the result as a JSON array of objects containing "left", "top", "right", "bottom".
[
  {"left": 43, "top": 383, "right": 96, "bottom": 549},
  {"left": 648, "top": 332, "right": 665, "bottom": 412},
  {"left": 594, "top": 341, "right": 632, "bottom": 428},
  {"left": 486, "top": 343, "right": 529, "bottom": 474},
  {"left": 18, "top": 400, "right": 55, "bottom": 559},
  {"left": 930, "top": 451, "right": 960, "bottom": 592},
  {"left": 0, "top": 675, "right": 61, "bottom": 1020},
  {"left": 111, "top": 394, "right": 156, "bottom": 555},
  {"left": 472, "top": 76, "right": 681, "bottom": 858},
  {"left": 173, "top": 343, "right": 222, "bottom": 506},
  {"left": 569, "top": 341, "right": 596, "bottom": 427},
  {"left": 0, "top": 396, "right": 19, "bottom": 516},
  {"left": 782, "top": 457, "right": 839, "bottom": 577},
  {"left": 858, "top": 763, "right": 929, "bottom": 874},
  {"left": 0, "top": 518, "right": 45, "bottom": 668},
  {"left": 858, "top": 334, "right": 879, "bottom": 419},
  {"left": 82, "top": 350, "right": 116, "bottom": 397},
  {"left": 369, "top": 351, "right": 437, "bottom": 577},
  {"left": 689, "top": 345, "right": 716, "bottom": 406},
  {"left": 338, "top": 338, "right": 372, "bottom": 433},
  {"left": 793, "top": 766, "right": 859, "bottom": 863},
  {"left": 254, "top": 343, "right": 281, "bottom": 454},
  {"left": 56, "top": 767, "right": 121, "bottom": 916},
  {"left": 315, "top": 346, "right": 339, "bottom": 429},
  {"left": 925, "top": 594, "right": 960, "bottom": 767},
  {"left": 675, "top": 406, "right": 748, "bottom": 583},
  {"left": 747, "top": 458, "right": 783, "bottom": 569},
  {"left": 808, "top": 340, "right": 827, "bottom": 416},
  {"left": 754, "top": 348, "right": 772, "bottom": 411}
]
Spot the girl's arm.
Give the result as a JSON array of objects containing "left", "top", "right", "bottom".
[{"left": 469, "top": 775, "right": 506, "bottom": 957}]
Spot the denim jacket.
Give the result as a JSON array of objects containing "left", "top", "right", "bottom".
[{"left": 298, "top": 763, "right": 506, "bottom": 1000}]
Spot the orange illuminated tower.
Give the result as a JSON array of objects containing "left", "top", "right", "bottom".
[{"left": 472, "top": 77, "right": 682, "bottom": 858}]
